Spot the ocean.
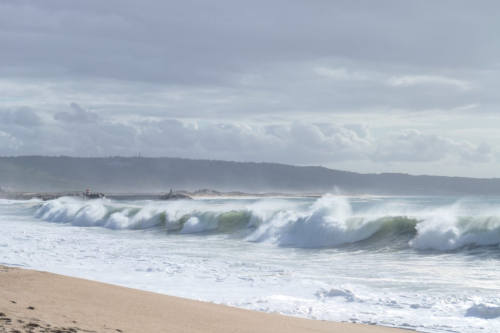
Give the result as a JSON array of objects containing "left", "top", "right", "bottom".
[{"left": 1, "top": 195, "right": 499, "bottom": 332}]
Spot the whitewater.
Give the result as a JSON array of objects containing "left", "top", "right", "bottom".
[{"left": 1, "top": 195, "right": 500, "bottom": 332}]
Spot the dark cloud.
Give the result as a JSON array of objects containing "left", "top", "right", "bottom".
[
  {"left": 13, "top": 107, "right": 42, "bottom": 126},
  {"left": 2, "top": 0, "right": 499, "bottom": 83},
  {"left": 0, "top": 107, "right": 42, "bottom": 127}
]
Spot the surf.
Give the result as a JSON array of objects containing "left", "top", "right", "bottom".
[{"left": 32, "top": 195, "right": 500, "bottom": 252}]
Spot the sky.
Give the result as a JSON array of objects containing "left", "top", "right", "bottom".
[{"left": 1, "top": 0, "right": 500, "bottom": 177}]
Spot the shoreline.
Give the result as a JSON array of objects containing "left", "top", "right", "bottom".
[
  {"left": 0, "top": 265, "right": 410, "bottom": 333},
  {"left": 0, "top": 190, "right": 440, "bottom": 202},
  {"left": 0, "top": 191, "right": 325, "bottom": 201}
]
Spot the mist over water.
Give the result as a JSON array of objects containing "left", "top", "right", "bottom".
[{"left": 2, "top": 195, "right": 500, "bottom": 332}]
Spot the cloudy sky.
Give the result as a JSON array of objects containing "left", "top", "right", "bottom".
[{"left": 1, "top": 0, "right": 499, "bottom": 177}]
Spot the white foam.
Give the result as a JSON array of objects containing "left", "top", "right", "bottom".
[
  {"left": 2, "top": 196, "right": 500, "bottom": 333},
  {"left": 34, "top": 195, "right": 500, "bottom": 251},
  {"left": 180, "top": 214, "right": 219, "bottom": 234},
  {"left": 410, "top": 214, "right": 500, "bottom": 250},
  {"left": 466, "top": 303, "right": 500, "bottom": 319},
  {"left": 316, "top": 288, "right": 362, "bottom": 302},
  {"left": 246, "top": 196, "right": 393, "bottom": 247}
]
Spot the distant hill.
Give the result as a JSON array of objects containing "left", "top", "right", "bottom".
[{"left": 1, "top": 156, "right": 499, "bottom": 195}]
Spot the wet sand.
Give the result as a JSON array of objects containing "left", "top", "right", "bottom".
[{"left": 0, "top": 265, "right": 409, "bottom": 333}]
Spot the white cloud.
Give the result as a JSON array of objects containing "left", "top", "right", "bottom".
[
  {"left": 198, "top": 124, "right": 284, "bottom": 153},
  {"left": 314, "top": 67, "right": 374, "bottom": 81},
  {"left": 458, "top": 141, "right": 492, "bottom": 163},
  {"left": 387, "top": 75, "right": 472, "bottom": 90},
  {"left": 1, "top": 104, "right": 493, "bottom": 168},
  {"left": 371, "top": 129, "right": 492, "bottom": 163},
  {"left": 316, "top": 66, "right": 473, "bottom": 91},
  {"left": 0, "top": 130, "right": 22, "bottom": 151},
  {"left": 288, "top": 121, "right": 371, "bottom": 153}
]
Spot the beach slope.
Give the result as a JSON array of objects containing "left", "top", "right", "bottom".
[{"left": 0, "top": 266, "right": 408, "bottom": 333}]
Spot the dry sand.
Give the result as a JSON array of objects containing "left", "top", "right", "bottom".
[{"left": 0, "top": 265, "right": 409, "bottom": 333}]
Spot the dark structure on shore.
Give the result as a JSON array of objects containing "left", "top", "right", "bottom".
[
  {"left": 158, "top": 189, "right": 193, "bottom": 201},
  {"left": 82, "top": 189, "right": 105, "bottom": 199}
]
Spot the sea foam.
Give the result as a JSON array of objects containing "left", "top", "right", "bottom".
[
  {"left": 3, "top": 195, "right": 500, "bottom": 333},
  {"left": 34, "top": 195, "right": 500, "bottom": 251}
]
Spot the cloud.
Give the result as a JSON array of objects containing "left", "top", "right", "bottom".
[
  {"left": 0, "top": 130, "right": 21, "bottom": 151},
  {"left": 13, "top": 107, "right": 43, "bottom": 126},
  {"left": 1, "top": 106, "right": 373, "bottom": 160},
  {"left": 0, "top": 105, "right": 493, "bottom": 168},
  {"left": 458, "top": 142, "right": 492, "bottom": 163},
  {"left": 314, "top": 67, "right": 373, "bottom": 81},
  {"left": 139, "top": 121, "right": 286, "bottom": 153},
  {"left": 288, "top": 121, "right": 371, "bottom": 153},
  {"left": 0, "top": 107, "right": 42, "bottom": 127},
  {"left": 0, "top": 2, "right": 499, "bottom": 176},
  {"left": 0, "top": 1, "right": 496, "bottom": 121},
  {"left": 371, "top": 129, "right": 492, "bottom": 163},
  {"left": 138, "top": 119, "right": 198, "bottom": 149},
  {"left": 54, "top": 103, "right": 99, "bottom": 123},
  {"left": 316, "top": 67, "right": 472, "bottom": 91},
  {"left": 198, "top": 123, "right": 284, "bottom": 153},
  {"left": 387, "top": 75, "right": 472, "bottom": 90}
]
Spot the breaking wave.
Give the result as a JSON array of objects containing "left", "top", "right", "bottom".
[{"left": 33, "top": 195, "right": 500, "bottom": 252}]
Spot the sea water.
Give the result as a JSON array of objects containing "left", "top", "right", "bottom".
[{"left": 1, "top": 195, "right": 500, "bottom": 332}]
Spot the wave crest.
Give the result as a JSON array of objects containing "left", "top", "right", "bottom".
[{"left": 34, "top": 195, "right": 500, "bottom": 251}]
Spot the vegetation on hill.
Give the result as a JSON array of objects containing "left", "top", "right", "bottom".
[{"left": 1, "top": 156, "right": 499, "bottom": 195}]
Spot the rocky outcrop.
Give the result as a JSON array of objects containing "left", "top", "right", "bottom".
[
  {"left": 158, "top": 190, "right": 193, "bottom": 201},
  {"left": 81, "top": 192, "right": 105, "bottom": 199},
  {"left": 193, "top": 189, "right": 222, "bottom": 196}
]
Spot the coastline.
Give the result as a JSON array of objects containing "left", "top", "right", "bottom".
[
  {"left": 0, "top": 265, "right": 409, "bottom": 333},
  {"left": 0, "top": 191, "right": 325, "bottom": 201},
  {"left": 0, "top": 190, "right": 412, "bottom": 202}
]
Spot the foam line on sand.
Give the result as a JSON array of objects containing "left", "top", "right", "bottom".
[{"left": 0, "top": 265, "right": 409, "bottom": 333}]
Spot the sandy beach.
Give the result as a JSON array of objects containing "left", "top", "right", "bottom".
[{"left": 0, "top": 265, "right": 408, "bottom": 333}]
